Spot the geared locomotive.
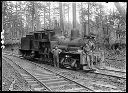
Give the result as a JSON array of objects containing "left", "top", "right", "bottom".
[{"left": 19, "top": 29, "right": 103, "bottom": 71}]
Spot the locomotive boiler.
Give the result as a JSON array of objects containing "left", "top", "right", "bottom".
[{"left": 51, "top": 37, "right": 95, "bottom": 70}]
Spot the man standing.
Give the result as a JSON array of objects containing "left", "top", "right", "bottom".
[
  {"left": 51, "top": 46, "right": 62, "bottom": 67},
  {"left": 83, "top": 43, "right": 92, "bottom": 69}
]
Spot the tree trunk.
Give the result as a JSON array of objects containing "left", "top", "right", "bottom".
[
  {"left": 32, "top": 1, "right": 35, "bottom": 32},
  {"left": 44, "top": 5, "right": 46, "bottom": 29},
  {"left": 49, "top": 2, "right": 51, "bottom": 29},
  {"left": 16, "top": 1, "right": 18, "bottom": 39},
  {"left": 35, "top": 3, "right": 41, "bottom": 31},
  {"left": 2, "top": 1, "right": 5, "bottom": 32},
  {"left": 88, "top": 2, "right": 90, "bottom": 35},
  {"left": 59, "top": 2, "right": 64, "bottom": 32},
  {"left": 72, "top": 2, "right": 76, "bottom": 29}
]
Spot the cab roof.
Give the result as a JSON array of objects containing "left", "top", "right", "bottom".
[{"left": 34, "top": 29, "right": 54, "bottom": 33}]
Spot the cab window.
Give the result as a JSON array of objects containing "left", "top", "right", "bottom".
[
  {"left": 42, "top": 33, "right": 48, "bottom": 39},
  {"left": 35, "top": 33, "right": 38, "bottom": 39}
]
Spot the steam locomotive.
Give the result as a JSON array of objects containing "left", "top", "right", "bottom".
[{"left": 19, "top": 29, "right": 101, "bottom": 70}]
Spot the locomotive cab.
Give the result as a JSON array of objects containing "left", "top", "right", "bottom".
[
  {"left": 19, "top": 29, "right": 55, "bottom": 62},
  {"left": 32, "top": 30, "right": 55, "bottom": 63}
]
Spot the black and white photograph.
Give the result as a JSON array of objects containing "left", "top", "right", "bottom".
[{"left": 2, "top": 1, "right": 126, "bottom": 92}]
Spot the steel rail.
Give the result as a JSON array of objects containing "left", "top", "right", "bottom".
[
  {"left": 3, "top": 53, "right": 94, "bottom": 92},
  {"left": 96, "top": 67, "right": 126, "bottom": 73},
  {"left": 3, "top": 51, "right": 126, "bottom": 78},
  {"left": 31, "top": 61, "right": 94, "bottom": 92},
  {"left": 3, "top": 52, "right": 126, "bottom": 80},
  {"left": 2, "top": 66, "right": 24, "bottom": 91},
  {"left": 2, "top": 56, "right": 52, "bottom": 92}
]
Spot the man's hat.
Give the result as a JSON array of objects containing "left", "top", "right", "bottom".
[{"left": 55, "top": 45, "right": 58, "bottom": 48}]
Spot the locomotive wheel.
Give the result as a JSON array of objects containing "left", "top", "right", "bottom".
[
  {"left": 59, "top": 64, "right": 65, "bottom": 69},
  {"left": 73, "top": 62, "right": 80, "bottom": 70},
  {"left": 23, "top": 52, "right": 26, "bottom": 58},
  {"left": 74, "top": 63, "right": 78, "bottom": 68}
]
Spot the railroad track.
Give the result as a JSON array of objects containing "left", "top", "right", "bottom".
[
  {"left": 83, "top": 68, "right": 126, "bottom": 79},
  {"left": 2, "top": 58, "right": 31, "bottom": 91},
  {"left": 95, "top": 67, "right": 126, "bottom": 76},
  {"left": 96, "top": 67, "right": 126, "bottom": 73},
  {"left": 3, "top": 51, "right": 126, "bottom": 79},
  {"left": 2, "top": 55, "right": 94, "bottom": 92},
  {"left": 3, "top": 52, "right": 126, "bottom": 92},
  {"left": 2, "top": 56, "right": 51, "bottom": 91}
]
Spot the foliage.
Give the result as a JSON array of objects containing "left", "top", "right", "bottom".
[
  {"left": 79, "top": 2, "right": 126, "bottom": 48},
  {"left": 2, "top": 2, "right": 126, "bottom": 45},
  {"left": 3, "top": 1, "right": 25, "bottom": 40}
]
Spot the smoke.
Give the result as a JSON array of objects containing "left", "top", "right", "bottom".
[{"left": 54, "top": 34, "right": 66, "bottom": 40}]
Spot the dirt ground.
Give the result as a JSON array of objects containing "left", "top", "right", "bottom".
[
  {"left": 2, "top": 58, "right": 31, "bottom": 91},
  {"left": 3, "top": 44, "right": 20, "bottom": 55}
]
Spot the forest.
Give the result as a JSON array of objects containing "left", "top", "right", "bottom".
[
  {"left": 2, "top": 2, "right": 126, "bottom": 47},
  {"left": 2, "top": 1, "right": 126, "bottom": 79}
]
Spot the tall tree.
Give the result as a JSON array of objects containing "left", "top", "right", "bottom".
[
  {"left": 72, "top": 2, "right": 76, "bottom": 29},
  {"left": 44, "top": 3, "right": 46, "bottom": 29},
  {"left": 34, "top": 2, "right": 41, "bottom": 31},
  {"left": 59, "top": 2, "right": 64, "bottom": 32},
  {"left": 48, "top": 2, "right": 51, "bottom": 29},
  {"left": 32, "top": 1, "right": 35, "bottom": 32},
  {"left": 88, "top": 2, "right": 90, "bottom": 35}
]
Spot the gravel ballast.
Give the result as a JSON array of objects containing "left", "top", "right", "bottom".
[{"left": 2, "top": 58, "right": 31, "bottom": 91}]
